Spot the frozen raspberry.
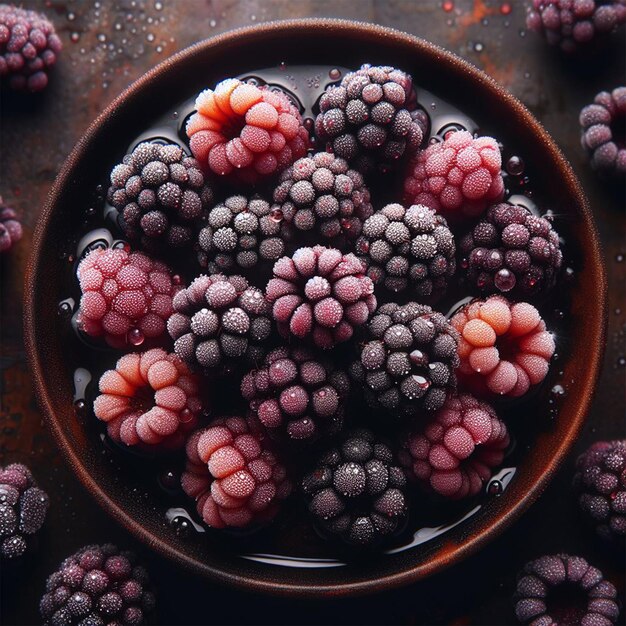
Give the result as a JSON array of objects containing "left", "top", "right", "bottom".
[
  {"left": 355, "top": 203, "right": 456, "bottom": 298},
  {"left": 167, "top": 274, "right": 271, "bottom": 375},
  {"left": 40, "top": 543, "right": 156, "bottom": 626},
  {"left": 108, "top": 141, "right": 214, "bottom": 251},
  {"left": 351, "top": 302, "right": 459, "bottom": 418},
  {"left": 514, "top": 554, "right": 619, "bottom": 626},
  {"left": 451, "top": 295, "right": 555, "bottom": 398},
  {"left": 265, "top": 246, "right": 377, "bottom": 349},
  {"left": 460, "top": 202, "right": 562, "bottom": 296},
  {"left": 573, "top": 440, "right": 626, "bottom": 544},
  {"left": 181, "top": 416, "right": 292, "bottom": 529},
  {"left": 271, "top": 152, "right": 373, "bottom": 245},
  {"left": 315, "top": 64, "right": 426, "bottom": 173},
  {"left": 0, "top": 464, "right": 49, "bottom": 559},
  {"left": 398, "top": 394, "right": 509, "bottom": 499},
  {"left": 76, "top": 248, "right": 181, "bottom": 349},
  {"left": 527, "top": 0, "right": 626, "bottom": 53},
  {"left": 580, "top": 87, "right": 626, "bottom": 176},
  {"left": 0, "top": 204, "right": 22, "bottom": 253},
  {"left": 302, "top": 429, "right": 408, "bottom": 547},
  {"left": 197, "top": 194, "right": 286, "bottom": 273},
  {"left": 241, "top": 346, "right": 350, "bottom": 443},
  {"left": 0, "top": 4, "right": 62, "bottom": 92},
  {"left": 403, "top": 130, "right": 504, "bottom": 219},
  {"left": 186, "top": 78, "right": 309, "bottom": 184},
  {"left": 93, "top": 348, "right": 202, "bottom": 450}
]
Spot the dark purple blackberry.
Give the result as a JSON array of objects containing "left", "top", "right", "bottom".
[
  {"left": 527, "top": 0, "right": 626, "bottom": 52},
  {"left": 0, "top": 463, "right": 49, "bottom": 559},
  {"left": 460, "top": 202, "right": 562, "bottom": 296},
  {"left": 302, "top": 429, "right": 408, "bottom": 547},
  {"left": 315, "top": 64, "right": 426, "bottom": 173},
  {"left": 40, "top": 544, "right": 156, "bottom": 626},
  {"left": 580, "top": 87, "right": 626, "bottom": 176},
  {"left": 241, "top": 346, "right": 350, "bottom": 443},
  {"left": 514, "top": 554, "right": 620, "bottom": 626},
  {"left": 197, "top": 194, "right": 286, "bottom": 273},
  {"left": 573, "top": 440, "right": 626, "bottom": 544},
  {"left": 167, "top": 273, "right": 271, "bottom": 375},
  {"left": 108, "top": 141, "right": 214, "bottom": 251},
  {"left": 351, "top": 302, "right": 459, "bottom": 418},
  {"left": 271, "top": 152, "right": 373, "bottom": 245},
  {"left": 355, "top": 203, "right": 456, "bottom": 298},
  {"left": 0, "top": 204, "right": 23, "bottom": 253},
  {"left": 0, "top": 4, "right": 62, "bottom": 92}
]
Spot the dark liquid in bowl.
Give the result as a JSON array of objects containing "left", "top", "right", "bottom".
[{"left": 55, "top": 63, "right": 575, "bottom": 568}]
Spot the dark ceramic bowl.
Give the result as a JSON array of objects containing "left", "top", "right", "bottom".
[{"left": 25, "top": 19, "right": 607, "bottom": 597}]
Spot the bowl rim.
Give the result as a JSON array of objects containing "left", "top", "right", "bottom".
[{"left": 24, "top": 18, "right": 608, "bottom": 597}]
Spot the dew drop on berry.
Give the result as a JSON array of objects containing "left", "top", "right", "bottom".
[
  {"left": 180, "top": 408, "right": 193, "bottom": 423},
  {"left": 412, "top": 374, "right": 430, "bottom": 390},
  {"left": 270, "top": 209, "right": 284, "bottom": 223},
  {"left": 128, "top": 328, "right": 145, "bottom": 346},
  {"left": 506, "top": 156, "right": 524, "bottom": 176},
  {"left": 172, "top": 274, "right": 182, "bottom": 285},
  {"left": 494, "top": 268, "right": 516, "bottom": 291}
]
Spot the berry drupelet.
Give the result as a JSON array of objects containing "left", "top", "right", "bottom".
[
  {"left": 167, "top": 274, "right": 271, "bottom": 375},
  {"left": 573, "top": 440, "right": 626, "bottom": 544},
  {"left": 241, "top": 346, "right": 351, "bottom": 443},
  {"left": 398, "top": 394, "right": 509, "bottom": 499},
  {"left": 302, "top": 429, "right": 408, "bottom": 547},
  {"left": 352, "top": 302, "right": 459, "bottom": 418},
  {"left": 315, "top": 64, "right": 426, "bottom": 173},
  {"left": 0, "top": 204, "right": 22, "bottom": 253},
  {"left": 181, "top": 416, "right": 292, "bottom": 529},
  {"left": 271, "top": 152, "right": 373, "bottom": 245},
  {"left": 76, "top": 248, "right": 181, "bottom": 349},
  {"left": 514, "top": 554, "right": 620, "bottom": 626},
  {"left": 459, "top": 202, "right": 562, "bottom": 296},
  {"left": 265, "top": 246, "right": 377, "bottom": 349},
  {"left": 355, "top": 203, "right": 456, "bottom": 298},
  {"left": 197, "top": 195, "right": 286, "bottom": 273},
  {"left": 40, "top": 543, "right": 156, "bottom": 626},
  {"left": 186, "top": 78, "right": 309, "bottom": 183},
  {"left": 0, "top": 463, "right": 49, "bottom": 559},
  {"left": 580, "top": 87, "right": 626, "bottom": 176},
  {"left": 108, "top": 141, "right": 213, "bottom": 251},
  {"left": 93, "top": 348, "right": 202, "bottom": 450},
  {"left": 0, "top": 4, "right": 62, "bottom": 92}
]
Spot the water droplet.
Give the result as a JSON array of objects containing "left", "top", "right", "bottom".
[
  {"left": 506, "top": 155, "right": 525, "bottom": 176},
  {"left": 519, "top": 28, "right": 526, "bottom": 37},
  {"left": 70, "top": 31, "right": 80, "bottom": 43},
  {"left": 328, "top": 68, "right": 341, "bottom": 80},
  {"left": 617, "top": 356, "right": 626, "bottom": 368},
  {"left": 412, "top": 375, "right": 430, "bottom": 390},
  {"left": 615, "top": 308, "right": 622, "bottom": 315},
  {"left": 58, "top": 298, "right": 75, "bottom": 316},
  {"left": 474, "top": 42, "right": 484, "bottom": 52},
  {"left": 500, "top": 2, "right": 512, "bottom": 15},
  {"left": 155, "top": 1, "right": 163, "bottom": 9},
  {"left": 97, "top": 33, "right": 107, "bottom": 43},
  {"left": 128, "top": 328, "right": 145, "bottom": 346},
  {"left": 172, "top": 274, "right": 182, "bottom": 285},
  {"left": 494, "top": 268, "right": 516, "bottom": 291},
  {"left": 180, "top": 408, "right": 193, "bottom": 423},
  {"left": 442, "top": 0, "right": 454, "bottom": 11},
  {"left": 209, "top": 19, "right": 217, "bottom": 27},
  {"left": 616, "top": 253, "right": 624, "bottom": 263},
  {"left": 270, "top": 209, "right": 283, "bottom": 223},
  {"left": 74, "top": 399, "right": 86, "bottom": 416},
  {"left": 487, "top": 480, "right": 503, "bottom": 496},
  {"left": 146, "top": 33, "right": 155, "bottom": 42}
]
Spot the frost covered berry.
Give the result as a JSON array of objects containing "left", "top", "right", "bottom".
[{"left": 0, "top": 204, "right": 22, "bottom": 253}]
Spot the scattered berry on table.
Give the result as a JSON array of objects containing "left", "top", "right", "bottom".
[{"left": 0, "top": 204, "right": 22, "bottom": 253}]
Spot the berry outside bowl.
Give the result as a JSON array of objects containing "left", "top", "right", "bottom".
[{"left": 24, "top": 19, "right": 607, "bottom": 597}]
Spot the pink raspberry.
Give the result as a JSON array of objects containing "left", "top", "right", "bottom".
[
  {"left": 450, "top": 295, "right": 555, "bottom": 398},
  {"left": 76, "top": 248, "right": 181, "bottom": 349},
  {"left": 186, "top": 78, "right": 310, "bottom": 184},
  {"left": 93, "top": 348, "right": 203, "bottom": 450},
  {"left": 181, "top": 416, "right": 292, "bottom": 529},
  {"left": 403, "top": 130, "right": 504, "bottom": 219},
  {"left": 398, "top": 394, "right": 509, "bottom": 499}
]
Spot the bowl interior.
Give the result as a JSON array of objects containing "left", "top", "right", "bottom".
[{"left": 25, "top": 20, "right": 606, "bottom": 596}]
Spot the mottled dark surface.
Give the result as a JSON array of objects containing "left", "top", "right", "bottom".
[{"left": 1, "top": 1, "right": 624, "bottom": 624}]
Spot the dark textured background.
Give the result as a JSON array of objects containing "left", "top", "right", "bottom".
[{"left": 1, "top": 1, "right": 624, "bottom": 624}]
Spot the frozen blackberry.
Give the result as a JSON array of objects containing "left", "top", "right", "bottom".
[
  {"left": 355, "top": 203, "right": 456, "bottom": 298},
  {"left": 302, "top": 429, "right": 408, "bottom": 547},
  {"left": 527, "top": 0, "right": 626, "bottom": 53},
  {"left": 573, "top": 440, "right": 626, "bottom": 544},
  {"left": 352, "top": 302, "right": 459, "bottom": 418},
  {"left": 197, "top": 194, "right": 286, "bottom": 273},
  {"left": 0, "top": 4, "right": 62, "bottom": 92},
  {"left": 272, "top": 152, "right": 373, "bottom": 244},
  {"left": 0, "top": 204, "right": 22, "bottom": 253},
  {"left": 315, "top": 64, "right": 426, "bottom": 173},
  {"left": 181, "top": 416, "right": 292, "bottom": 529},
  {"left": 0, "top": 463, "right": 49, "bottom": 559},
  {"left": 167, "top": 274, "right": 271, "bottom": 375},
  {"left": 460, "top": 202, "right": 562, "bottom": 296},
  {"left": 241, "top": 346, "right": 350, "bottom": 443},
  {"left": 40, "top": 543, "right": 156, "bottom": 626},
  {"left": 265, "top": 246, "right": 377, "bottom": 349},
  {"left": 108, "top": 141, "right": 213, "bottom": 251},
  {"left": 399, "top": 394, "right": 509, "bottom": 499},
  {"left": 514, "top": 554, "right": 619, "bottom": 626},
  {"left": 580, "top": 87, "right": 626, "bottom": 176}
]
